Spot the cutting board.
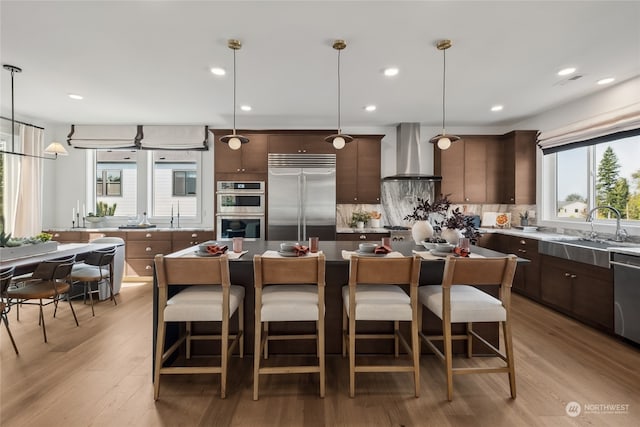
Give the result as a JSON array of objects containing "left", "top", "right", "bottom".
[{"left": 481, "top": 212, "right": 511, "bottom": 228}]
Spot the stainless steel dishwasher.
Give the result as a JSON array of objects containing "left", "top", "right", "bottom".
[{"left": 610, "top": 251, "right": 640, "bottom": 345}]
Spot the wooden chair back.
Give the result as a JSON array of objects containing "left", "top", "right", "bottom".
[
  {"left": 155, "top": 254, "right": 231, "bottom": 289},
  {"left": 253, "top": 254, "right": 326, "bottom": 288},
  {"left": 348, "top": 255, "right": 421, "bottom": 287},
  {"left": 441, "top": 255, "right": 517, "bottom": 289}
]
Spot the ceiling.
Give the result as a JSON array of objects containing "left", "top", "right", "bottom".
[{"left": 1, "top": 1, "right": 639, "bottom": 132}]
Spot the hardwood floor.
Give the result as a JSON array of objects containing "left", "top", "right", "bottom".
[{"left": 1, "top": 281, "right": 639, "bottom": 426}]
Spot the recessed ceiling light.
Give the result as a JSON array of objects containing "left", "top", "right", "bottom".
[
  {"left": 383, "top": 67, "right": 399, "bottom": 77},
  {"left": 364, "top": 105, "right": 376, "bottom": 112},
  {"left": 240, "top": 105, "right": 252, "bottom": 111},
  {"left": 557, "top": 67, "right": 576, "bottom": 76},
  {"left": 210, "top": 67, "right": 226, "bottom": 76},
  {"left": 597, "top": 77, "right": 615, "bottom": 85},
  {"left": 68, "top": 94, "right": 83, "bottom": 100},
  {"left": 491, "top": 105, "right": 503, "bottom": 112}
]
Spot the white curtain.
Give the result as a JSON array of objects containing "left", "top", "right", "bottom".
[
  {"left": 537, "top": 102, "right": 640, "bottom": 151},
  {"left": 12, "top": 125, "right": 44, "bottom": 237},
  {"left": 67, "top": 125, "right": 140, "bottom": 148}
]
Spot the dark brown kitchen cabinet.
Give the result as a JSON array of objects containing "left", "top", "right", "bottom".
[
  {"left": 214, "top": 132, "right": 268, "bottom": 174},
  {"left": 171, "top": 230, "right": 214, "bottom": 252},
  {"left": 268, "top": 134, "right": 335, "bottom": 154},
  {"left": 540, "top": 255, "right": 613, "bottom": 331},
  {"left": 500, "top": 130, "right": 537, "bottom": 204},
  {"left": 435, "top": 135, "right": 501, "bottom": 204},
  {"left": 476, "top": 233, "right": 540, "bottom": 299},
  {"left": 336, "top": 136, "right": 382, "bottom": 204}
]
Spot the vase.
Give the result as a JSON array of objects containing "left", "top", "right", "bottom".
[
  {"left": 441, "top": 228, "right": 464, "bottom": 245},
  {"left": 520, "top": 218, "right": 529, "bottom": 226},
  {"left": 411, "top": 220, "right": 434, "bottom": 244},
  {"left": 356, "top": 221, "right": 365, "bottom": 229}
]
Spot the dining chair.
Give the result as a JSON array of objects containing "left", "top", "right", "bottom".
[
  {"left": 154, "top": 254, "right": 244, "bottom": 400},
  {"left": 252, "top": 253, "right": 326, "bottom": 400},
  {"left": 6, "top": 255, "right": 79, "bottom": 343},
  {"left": 342, "top": 255, "right": 421, "bottom": 398},
  {"left": 1, "top": 266, "right": 19, "bottom": 355},
  {"left": 70, "top": 246, "right": 117, "bottom": 316},
  {"left": 418, "top": 255, "right": 517, "bottom": 401}
]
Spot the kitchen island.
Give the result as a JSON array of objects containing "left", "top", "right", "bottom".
[{"left": 153, "top": 240, "right": 521, "bottom": 369}]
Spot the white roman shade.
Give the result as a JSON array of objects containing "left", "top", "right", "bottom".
[
  {"left": 139, "top": 125, "right": 209, "bottom": 150},
  {"left": 537, "top": 102, "right": 640, "bottom": 152},
  {"left": 67, "top": 125, "right": 141, "bottom": 149}
]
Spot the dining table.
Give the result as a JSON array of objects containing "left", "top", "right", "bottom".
[{"left": 152, "top": 240, "right": 527, "bottom": 371}]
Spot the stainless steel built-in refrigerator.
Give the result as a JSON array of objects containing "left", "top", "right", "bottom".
[{"left": 268, "top": 153, "right": 336, "bottom": 241}]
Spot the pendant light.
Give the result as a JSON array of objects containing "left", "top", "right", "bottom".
[
  {"left": 219, "top": 39, "right": 249, "bottom": 150},
  {"left": 324, "top": 39, "right": 353, "bottom": 149},
  {"left": 1, "top": 64, "right": 66, "bottom": 159},
  {"left": 429, "top": 39, "right": 460, "bottom": 150}
]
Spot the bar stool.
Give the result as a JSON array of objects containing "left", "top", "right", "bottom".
[
  {"left": 342, "top": 255, "right": 421, "bottom": 397},
  {"left": 252, "top": 253, "right": 326, "bottom": 400},
  {"left": 418, "top": 255, "right": 517, "bottom": 401},
  {"left": 154, "top": 254, "right": 244, "bottom": 399},
  {"left": 70, "top": 246, "right": 117, "bottom": 316}
]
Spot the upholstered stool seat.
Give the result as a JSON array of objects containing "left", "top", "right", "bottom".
[
  {"left": 165, "top": 285, "right": 245, "bottom": 322},
  {"left": 419, "top": 284, "right": 507, "bottom": 323}
]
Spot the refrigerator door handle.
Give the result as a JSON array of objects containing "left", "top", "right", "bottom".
[
  {"left": 297, "top": 173, "right": 302, "bottom": 242},
  {"left": 302, "top": 174, "right": 307, "bottom": 241}
]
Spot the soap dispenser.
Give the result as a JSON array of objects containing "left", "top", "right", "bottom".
[{"left": 139, "top": 212, "right": 151, "bottom": 227}]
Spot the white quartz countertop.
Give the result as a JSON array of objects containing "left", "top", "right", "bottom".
[
  {"left": 49, "top": 227, "right": 213, "bottom": 232},
  {"left": 337, "top": 227, "right": 391, "bottom": 234}
]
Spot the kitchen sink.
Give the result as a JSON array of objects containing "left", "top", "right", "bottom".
[{"left": 539, "top": 238, "right": 640, "bottom": 268}]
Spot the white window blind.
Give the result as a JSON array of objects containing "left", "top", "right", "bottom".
[
  {"left": 139, "top": 125, "right": 208, "bottom": 150},
  {"left": 67, "top": 125, "right": 141, "bottom": 149},
  {"left": 537, "top": 102, "right": 640, "bottom": 152}
]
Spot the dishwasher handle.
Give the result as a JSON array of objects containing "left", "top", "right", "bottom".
[{"left": 610, "top": 260, "right": 640, "bottom": 271}]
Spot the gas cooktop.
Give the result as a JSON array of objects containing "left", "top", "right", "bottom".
[{"left": 384, "top": 225, "right": 410, "bottom": 231}]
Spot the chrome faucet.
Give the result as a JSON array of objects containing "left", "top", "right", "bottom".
[{"left": 585, "top": 205, "right": 628, "bottom": 242}]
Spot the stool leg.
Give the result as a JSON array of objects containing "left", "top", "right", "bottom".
[
  {"left": 88, "top": 282, "right": 95, "bottom": 317},
  {"left": 503, "top": 320, "right": 517, "bottom": 398}
]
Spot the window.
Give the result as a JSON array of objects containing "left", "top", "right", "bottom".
[
  {"left": 95, "top": 150, "right": 138, "bottom": 217},
  {"left": 152, "top": 150, "right": 200, "bottom": 218},
  {"left": 96, "top": 169, "right": 122, "bottom": 196},
  {"left": 551, "top": 133, "right": 640, "bottom": 221},
  {"left": 92, "top": 149, "right": 202, "bottom": 221},
  {"left": 172, "top": 170, "right": 197, "bottom": 196}
]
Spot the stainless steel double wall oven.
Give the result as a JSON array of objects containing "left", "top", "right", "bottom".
[{"left": 216, "top": 181, "right": 265, "bottom": 240}]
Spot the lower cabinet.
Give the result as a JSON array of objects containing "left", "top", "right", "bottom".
[
  {"left": 477, "top": 233, "right": 541, "bottom": 300},
  {"left": 336, "top": 232, "right": 390, "bottom": 242},
  {"left": 540, "top": 254, "right": 613, "bottom": 332},
  {"left": 46, "top": 229, "right": 211, "bottom": 277}
]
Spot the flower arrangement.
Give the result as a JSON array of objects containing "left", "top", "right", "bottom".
[
  {"left": 403, "top": 194, "right": 451, "bottom": 222},
  {"left": 442, "top": 207, "right": 481, "bottom": 242}
]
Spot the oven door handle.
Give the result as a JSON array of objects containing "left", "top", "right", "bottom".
[{"left": 610, "top": 260, "right": 640, "bottom": 271}]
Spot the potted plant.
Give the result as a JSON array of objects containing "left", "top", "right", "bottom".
[{"left": 350, "top": 210, "right": 372, "bottom": 229}]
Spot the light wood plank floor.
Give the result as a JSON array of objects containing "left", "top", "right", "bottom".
[{"left": 1, "top": 281, "right": 639, "bottom": 427}]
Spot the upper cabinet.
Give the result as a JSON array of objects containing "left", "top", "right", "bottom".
[
  {"left": 435, "top": 135, "right": 501, "bottom": 204},
  {"left": 336, "top": 136, "right": 382, "bottom": 204},
  {"left": 435, "top": 130, "right": 537, "bottom": 204},
  {"left": 268, "top": 134, "right": 335, "bottom": 154},
  {"left": 500, "top": 130, "right": 537, "bottom": 204},
  {"left": 214, "top": 132, "right": 268, "bottom": 174}
]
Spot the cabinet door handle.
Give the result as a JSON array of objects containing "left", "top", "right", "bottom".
[
  {"left": 145, "top": 265, "right": 152, "bottom": 270},
  {"left": 145, "top": 247, "right": 152, "bottom": 252},
  {"left": 564, "top": 272, "right": 571, "bottom": 277},
  {"left": 570, "top": 274, "right": 577, "bottom": 279},
  {"left": 353, "top": 197, "right": 358, "bottom": 201},
  {"left": 236, "top": 168, "right": 241, "bottom": 172},
  {"left": 54, "top": 233, "right": 60, "bottom": 237},
  {"left": 359, "top": 235, "right": 367, "bottom": 240},
  {"left": 520, "top": 240, "right": 526, "bottom": 245},
  {"left": 465, "top": 197, "right": 470, "bottom": 202},
  {"left": 241, "top": 168, "right": 245, "bottom": 172},
  {"left": 145, "top": 233, "right": 152, "bottom": 238},
  {"left": 191, "top": 233, "right": 197, "bottom": 238}
]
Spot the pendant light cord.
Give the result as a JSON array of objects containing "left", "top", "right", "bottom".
[
  {"left": 337, "top": 48, "right": 342, "bottom": 134},
  {"left": 232, "top": 47, "right": 237, "bottom": 134},
  {"left": 441, "top": 47, "right": 446, "bottom": 135}
]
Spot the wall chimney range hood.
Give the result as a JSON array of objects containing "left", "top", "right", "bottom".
[{"left": 382, "top": 123, "right": 441, "bottom": 182}]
